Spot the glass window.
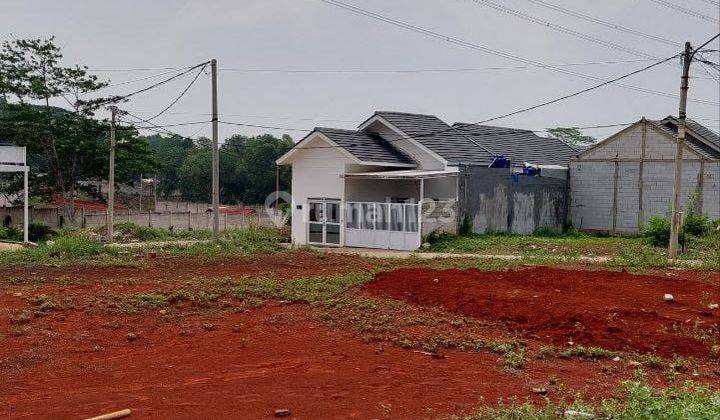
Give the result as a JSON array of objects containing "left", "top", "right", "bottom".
[
  {"left": 346, "top": 203, "right": 360, "bottom": 229},
  {"left": 405, "top": 204, "right": 418, "bottom": 232},
  {"left": 309, "top": 202, "right": 323, "bottom": 222},
  {"left": 390, "top": 203, "right": 404, "bottom": 232},
  {"left": 361, "top": 203, "right": 375, "bottom": 230},
  {"left": 326, "top": 224, "right": 340, "bottom": 244},
  {"left": 309, "top": 223, "right": 323, "bottom": 243},
  {"left": 376, "top": 203, "right": 389, "bottom": 231},
  {"left": 326, "top": 202, "right": 339, "bottom": 223}
]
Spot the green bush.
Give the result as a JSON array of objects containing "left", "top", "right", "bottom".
[
  {"left": 643, "top": 216, "right": 685, "bottom": 247},
  {"left": 114, "top": 222, "right": 170, "bottom": 241},
  {"left": 0, "top": 225, "right": 22, "bottom": 241},
  {"left": 28, "top": 222, "right": 55, "bottom": 242},
  {"left": 43, "top": 235, "right": 103, "bottom": 258},
  {"left": 458, "top": 215, "right": 473, "bottom": 236},
  {"left": 684, "top": 213, "right": 711, "bottom": 236}
]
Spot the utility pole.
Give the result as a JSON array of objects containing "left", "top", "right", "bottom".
[
  {"left": 669, "top": 42, "right": 693, "bottom": 257},
  {"left": 211, "top": 58, "right": 220, "bottom": 236},
  {"left": 106, "top": 105, "right": 118, "bottom": 243}
]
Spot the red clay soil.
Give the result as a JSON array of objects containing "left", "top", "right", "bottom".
[
  {"left": 0, "top": 251, "right": 372, "bottom": 286},
  {"left": 0, "top": 304, "right": 638, "bottom": 419},
  {"left": 364, "top": 267, "right": 720, "bottom": 359}
]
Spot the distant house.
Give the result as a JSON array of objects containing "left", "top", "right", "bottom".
[
  {"left": 277, "top": 111, "right": 576, "bottom": 250},
  {"left": 570, "top": 117, "right": 720, "bottom": 233}
]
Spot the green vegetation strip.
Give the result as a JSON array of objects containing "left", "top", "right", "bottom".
[{"left": 463, "top": 379, "right": 720, "bottom": 420}]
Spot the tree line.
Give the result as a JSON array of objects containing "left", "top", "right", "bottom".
[
  {"left": 144, "top": 132, "right": 292, "bottom": 204},
  {"left": 0, "top": 36, "right": 293, "bottom": 221}
]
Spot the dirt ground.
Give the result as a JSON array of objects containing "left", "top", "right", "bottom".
[
  {"left": 365, "top": 267, "right": 720, "bottom": 359},
  {"left": 1, "top": 254, "right": 719, "bottom": 419}
]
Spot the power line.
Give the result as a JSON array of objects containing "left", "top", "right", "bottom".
[
  {"left": 468, "top": 0, "right": 662, "bottom": 59},
  {"left": 317, "top": 0, "right": 719, "bottom": 106},
  {"left": 96, "top": 61, "right": 210, "bottom": 106},
  {"left": 143, "top": 64, "right": 208, "bottom": 122},
  {"left": 218, "top": 59, "right": 659, "bottom": 73},
  {"left": 451, "top": 55, "right": 681, "bottom": 132},
  {"left": 648, "top": 0, "right": 720, "bottom": 23},
  {"left": 101, "top": 69, "right": 185, "bottom": 88},
  {"left": 219, "top": 120, "right": 311, "bottom": 132},
  {"left": 526, "top": 0, "right": 681, "bottom": 48},
  {"left": 696, "top": 0, "right": 720, "bottom": 6},
  {"left": 468, "top": 0, "right": 716, "bottom": 81}
]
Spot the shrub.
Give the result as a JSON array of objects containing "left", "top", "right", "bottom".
[
  {"left": 684, "top": 213, "right": 710, "bottom": 237},
  {"left": 0, "top": 225, "right": 22, "bottom": 241},
  {"left": 44, "top": 235, "right": 103, "bottom": 258},
  {"left": 28, "top": 222, "right": 55, "bottom": 242},
  {"left": 643, "top": 216, "right": 684, "bottom": 247},
  {"left": 458, "top": 215, "right": 473, "bottom": 236}
]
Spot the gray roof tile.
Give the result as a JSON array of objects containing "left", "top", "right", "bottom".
[
  {"left": 314, "top": 127, "right": 414, "bottom": 165},
  {"left": 372, "top": 111, "right": 496, "bottom": 166},
  {"left": 654, "top": 117, "right": 720, "bottom": 159},
  {"left": 452, "top": 123, "right": 579, "bottom": 166}
]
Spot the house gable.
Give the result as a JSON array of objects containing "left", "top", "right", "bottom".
[
  {"left": 577, "top": 120, "right": 705, "bottom": 161},
  {"left": 359, "top": 114, "right": 447, "bottom": 170}
]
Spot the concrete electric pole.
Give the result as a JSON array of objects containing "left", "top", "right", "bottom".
[
  {"left": 107, "top": 105, "right": 119, "bottom": 243},
  {"left": 668, "top": 42, "right": 693, "bottom": 258},
  {"left": 211, "top": 58, "right": 220, "bottom": 236}
]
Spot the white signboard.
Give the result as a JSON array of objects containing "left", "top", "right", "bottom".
[{"left": 0, "top": 145, "right": 26, "bottom": 165}]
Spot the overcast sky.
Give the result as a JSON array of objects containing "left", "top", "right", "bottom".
[{"left": 2, "top": 0, "right": 719, "bottom": 142}]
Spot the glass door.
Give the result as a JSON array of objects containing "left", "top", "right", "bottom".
[{"left": 308, "top": 199, "right": 341, "bottom": 245}]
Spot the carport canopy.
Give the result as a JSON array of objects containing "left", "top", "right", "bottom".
[{"left": 343, "top": 168, "right": 459, "bottom": 180}]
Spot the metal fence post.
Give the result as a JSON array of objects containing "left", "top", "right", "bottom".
[{"left": 148, "top": 211, "right": 152, "bottom": 227}]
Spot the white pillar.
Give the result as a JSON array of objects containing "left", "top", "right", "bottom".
[{"left": 23, "top": 166, "right": 29, "bottom": 243}]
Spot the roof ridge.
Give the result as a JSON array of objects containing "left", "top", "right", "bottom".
[{"left": 374, "top": 110, "right": 442, "bottom": 119}]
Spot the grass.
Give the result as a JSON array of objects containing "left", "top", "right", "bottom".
[
  {"left": 0, "top": 225, "right": 283, "bottom": 267},
  {"left": 465, "top": 380, "right": 720, "bottom": 420},
  {"left": 429, "top": 229, "right": 720, "bottom": 270},
  {"left": 429, "top": 230, "right": 645, "bottom": 257}
]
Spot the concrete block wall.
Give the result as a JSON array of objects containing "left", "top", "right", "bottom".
[{"left": 570, "top": 160, "right": 720, "bottom": 233}]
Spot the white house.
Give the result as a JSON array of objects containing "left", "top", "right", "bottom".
[
  {"left": 277, "top": 111, "right": 577, "bottom": 250},
  {"left": 570, "top": 117, "right": 720, "bottom": 233}
]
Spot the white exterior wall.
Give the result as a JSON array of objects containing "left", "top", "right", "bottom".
[
  {"left": 570, "top": 122, "right": 720, "bottom": 233},
  {"left": 289, "top": 136, "right": 354, "bottom": 245}
]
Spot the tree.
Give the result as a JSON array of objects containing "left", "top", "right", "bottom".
[
  {"left": 546, "top": 127, "right": 596, "bottom": 149},
  {"left": 0, "top": 37, "right": 156, "bottom": 221},
  {"left": 145, "top": 134, "right": 195, "bottom": 197},
  {"left": 143, "top": 131, "right": 293, "bottom": 205}
]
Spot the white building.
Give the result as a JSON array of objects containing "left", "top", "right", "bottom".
[{"left": 277, "top": 111, "right": 577, "bottom": 250}]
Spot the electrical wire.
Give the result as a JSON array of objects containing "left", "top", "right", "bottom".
[
  {"left": 526, "top": 0, "right": 681, "bottom": 47},
  {"left": 648, "top": 0, "right": 720, "bottom": 23},
  {"left": 143, "top": 63, "right": 208, "bottom": 122},
  {"left": 468, "top": 0, "right": 716, "bottom": 81},
  {"left": 96, "top": 61, "right": 210, "bottom": 106},
  {"left": 468, "top": 0, "right": 662, "bottom": 60},
  {"left": 316, "top": 0, "right": 719, "bottom": 106},
  {"left": 101, "top": 68, "right": 186, "bottom": 88},
  {"left": 218, "top": 59, "right": 659, "bottom": 73}
]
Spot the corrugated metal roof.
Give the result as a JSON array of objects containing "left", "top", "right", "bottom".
[
  {"left": 452, "top": 123, "right": 579, "bottom": 166},
  {"left": 314, "top": 127, "right": 415, "bottom": 165}
]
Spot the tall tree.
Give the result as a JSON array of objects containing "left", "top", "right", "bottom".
[
  {"left": 0, "top": 37, "right": 156, "bottom": 221},
  {"left": 546, "top": 127, "right": 596, "bottom": 149}
]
